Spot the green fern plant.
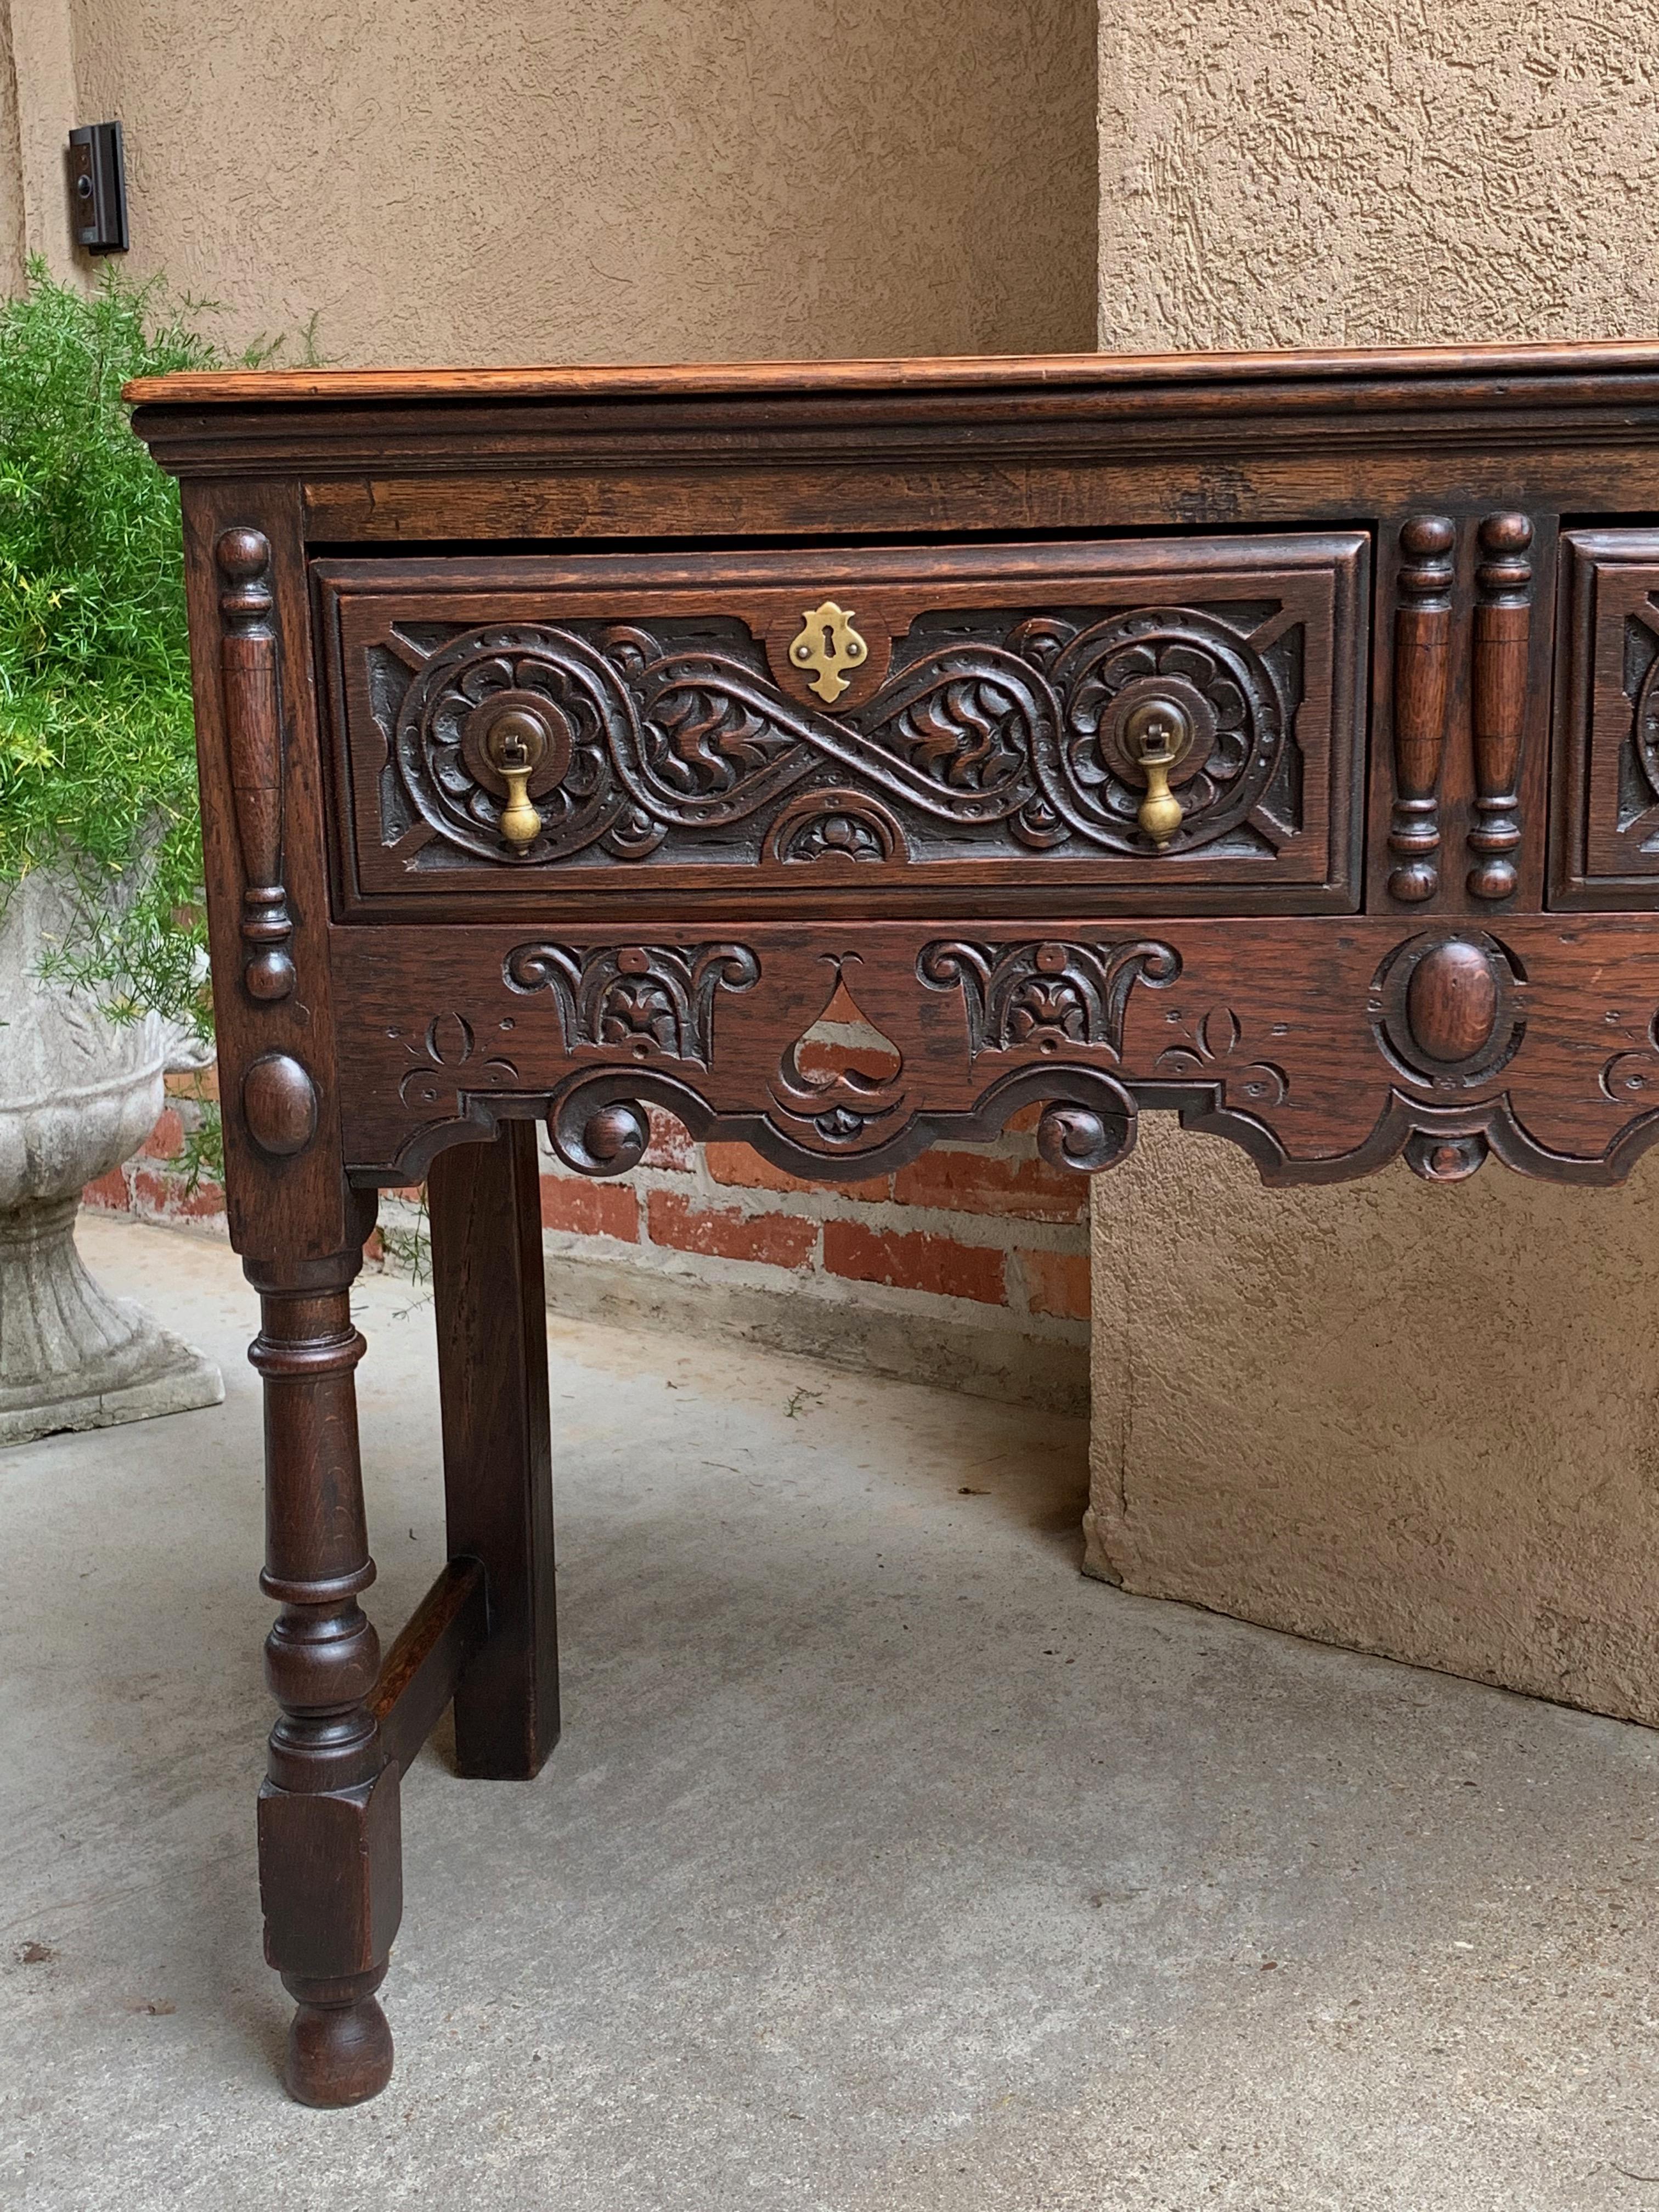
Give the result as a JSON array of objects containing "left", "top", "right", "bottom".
[{"left": 0, "top": 257, "right": 315, "bottom": 1056}]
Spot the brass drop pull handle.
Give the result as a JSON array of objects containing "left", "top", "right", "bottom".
[
  {"left": 1123, "top": 695, "right": 1192, "bottom": 850},
  {"left": 486, "top": 707, "right": 549, "bottom": 850}
]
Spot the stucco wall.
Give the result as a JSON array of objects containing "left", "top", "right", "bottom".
[
  {"left": 0, "top": 0, "right": 77, "bottom": 292},
  {"left": 1097, "top": 2, "right": 1659, "bottom": 351},
  {"left": 57, "top": 0, "right": 1094, "bottom": 365},
  {"left": 1089, "top": 2, "right": 1659, "bottom": 1723},
  {"left": 2, "top": 0, "right": 1098, "bottom": 1402}
]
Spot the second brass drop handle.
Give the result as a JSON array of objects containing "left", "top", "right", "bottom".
[
  {"left": 486, "top": 706, "right": 550, "bottom": 850},
  {"left": 1122, "top": 694, "right": 1192, "bottom": 850}
]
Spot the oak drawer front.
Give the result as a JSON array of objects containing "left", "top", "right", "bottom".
[
  {"left": 1555, "top": 528, "right": 1659, "bottom": 906},
  {"left": 316, "top": 535, "right": 1368, "bottom": 921}
]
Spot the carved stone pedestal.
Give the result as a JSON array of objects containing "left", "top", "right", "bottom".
[
  {"left": 0, "top": 1194, "right": 222, "bottom": 1444},
  {"left": 0, "top": 868, "right": 222, "bottom": 1447}
]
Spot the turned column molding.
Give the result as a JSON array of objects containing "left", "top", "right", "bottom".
[{"left": 245, "top": 1220, "right": 400, "bottom": 2107}]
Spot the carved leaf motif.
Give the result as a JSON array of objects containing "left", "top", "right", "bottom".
[
  {"left": 597, "top": 980, "right": 679, "bottom": 1050},
  {"left": 879, "top": 674, "right": 1028, "bottom": 792},
  {"left": 1005, "top": 978, "right": 1089, "bottom": 1046},
  {"left": 380, "top": 602, "right": 1302, "bottom": 871},
  {"left": 503, "top": 941, "right": 759, "bottom": 1069},
  {"left": 918, "top": 939, "right": 1180, "bottom": 1062},
  {"left": 54, "top": 996, "right": 101, "bottom": 1063},
  {"left": 644, "top": 667, "right": 800, "bottom": 792}
]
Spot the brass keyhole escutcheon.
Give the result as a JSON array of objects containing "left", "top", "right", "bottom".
[
  {"left": 486, "top": 706, "right": 550, "bottom": 850},
  {"left": 788, "top": 600, "right": 867, "bottom": 706},
  {"left": 1122, "top": 695, "right": 1193, "bottom": 850}
]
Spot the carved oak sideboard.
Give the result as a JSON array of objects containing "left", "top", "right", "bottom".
[{"left": 127, "top": 342, "right": 1659, "bottom": 2104}]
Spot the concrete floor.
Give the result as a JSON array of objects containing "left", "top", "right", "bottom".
[{"left": 3, "top": 1222, "right": 1659, "bottom": 2209}]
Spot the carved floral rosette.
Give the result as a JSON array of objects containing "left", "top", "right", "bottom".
[{"left": 373, "top": 602, "right": 1304, "bottom": 872}]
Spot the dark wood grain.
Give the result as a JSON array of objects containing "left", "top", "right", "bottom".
[
  {"left": 247, "top": 1211, "right": 399, "bottom": 2110},
  {"left": 1467, "top": 514, "right": 1533, "bottom": 901},
  {"left": 319, "top": 913, "right": 1659, "bottom": 1189},
  {"left": 180, "top": 479, "right": 349, "bottom": 1260},
  {"left": 369, "top": 1559, "right": 490, "bottom": 1779},
  {"left": 215, "top": 527, "right": 295, "bottom": 998},
  {"left": 314, "top": 535, "right": 1365, "bottom": 921},
  {"left": 288, "top": 450, "right": 1659, "bottom": 552},
  {"left": 1386, "top": 517, "right": 1455, "bottom": 903},
  {"left": 121, "top": 332, "right": 1659, "bottom": 409},
  {"left": 429, "top": 1119, "right": 560, "bottom": 1779},
  {"left": 128, "top": 341, "right": 1659, "bottom": 2107}
]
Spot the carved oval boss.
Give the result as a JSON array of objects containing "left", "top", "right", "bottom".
[
  {"left": 1406, "top": 941, "right": 1498, "bottom": 1064},
  {"left": 242, "top": 1051, "right": 319, "bottom": 1157},
  {"left": 1368, "top": 933, "right": 1526, "bottom": 1091}
]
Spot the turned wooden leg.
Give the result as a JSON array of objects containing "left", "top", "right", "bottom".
[
  {"left": 428, "top": 1121, "right": 560, "bottom": 1779},
  {"left": 247, "top": 1199, "right": 400, "bottom": 2108}
]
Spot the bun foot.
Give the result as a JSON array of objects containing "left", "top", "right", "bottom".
[{"left": 281, "top": 1970, "right": 394, "bottom": 2107}]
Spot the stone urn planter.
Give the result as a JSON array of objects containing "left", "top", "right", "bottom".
[{"left": 0, "top": 867, "right": 222, "bottom": 1445}]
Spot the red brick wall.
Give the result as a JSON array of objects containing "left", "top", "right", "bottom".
[
  {"left": 85, "top": 1074, "right": 1090, "bottom": 1408},
  {"left": 537, "top": 1105, "right": 1089, "bottom": 1318},
  {"left": 527, "top": 1106, "right": 1090, "bottom": 1406},
  {"left": 82, "top": 1067, "right": 229, "bottom": 1230}
]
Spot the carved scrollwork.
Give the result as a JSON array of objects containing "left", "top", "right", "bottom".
[
  {"left": 534, "top": 1062, "right": 1142, "bottom": 1183},
  {"left": 1601, "top": 1006, "right": 1659, "bottom": 1107},
  {"left": 1036, "top": 1102, "right": 1123, "bottom": 1173},
  {"left": 1155, "top": 1084, "right": 1647, "bottom": 1188},
  {"left": 502, "top": 941, "right": 759, "bottom": 1067},
  {"left": 335, "top": 900, "right": 1659, "bottom": 1198},
  {"left": 1036, "top": 608, "right": 1295, "bottom": 853},
  {"left": 918, "top": 938, "right": 1180, "bottom": 1060},
  {"left": 554, "top": 1097, "right": 652, "bottom": 1176},
  {"left": 375, "top": 600, "right": 1305, "bottom": 872}
]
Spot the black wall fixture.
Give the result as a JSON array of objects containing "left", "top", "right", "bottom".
[{"left": 68, "top": 122, "right": 128, "bottom": 255}]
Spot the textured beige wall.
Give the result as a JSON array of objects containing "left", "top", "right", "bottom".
[
  {"left": 1089, "top": 3, "right": 1659, "bottom": 1723},
  {"left": 0, "top": 0, "right": 77, "bottom": 295},
  {"left": 0, "top": 7, "right": 20, "bottom": 295},
  {"left": 53, "top": 0, "right": 1094, "bottom": 365},
  {"left": 1098, "top": 2, "right": 1659, "bottom": 349},
  {"left": 1089, "top": 1122, "right": 1659, "bottom": 1720}
]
